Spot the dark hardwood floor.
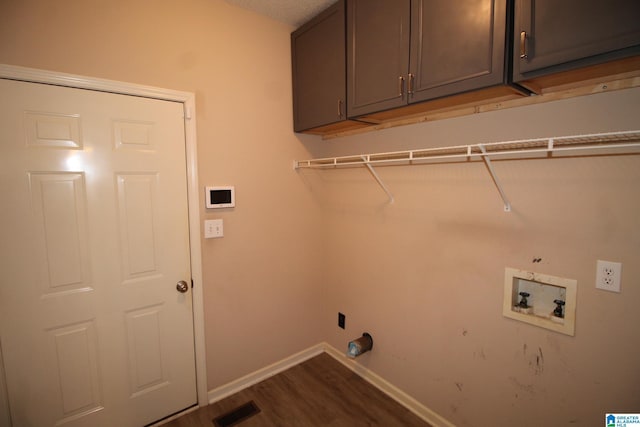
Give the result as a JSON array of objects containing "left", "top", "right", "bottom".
[{"left": 164, "top": 352, "right": 431, "bottom": 426}]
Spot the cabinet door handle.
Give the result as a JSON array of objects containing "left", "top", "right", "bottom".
[
  {"left": 408, "top": 73, "right": 414, "bottom": 95},
  {"left": 398, "top": 76, "right": 405, "bottom": 98},
  {"left": 337, "top": 99, "right": 343, "bottom": 119},
  {"left": 520, "top": 31, "right": 528, "bottom": 59}
]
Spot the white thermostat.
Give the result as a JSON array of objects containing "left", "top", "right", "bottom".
[{"left": 205, "top": 186, "right": 235, "bottom": 209}]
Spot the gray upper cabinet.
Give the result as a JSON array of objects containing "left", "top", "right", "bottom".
[
  {"left": 514, "top": 0, "right": 640, "bottom": 88},
  {"left": 347, "top": 0, "right": 519, "bottom": 119},
  {"left": 347, "top": 0, "right": 410, "bottom": 118},
  {"left": 291, "top": 0, "right": 346, "bottom": 133},
  {"left": 409, "top": 0, "right": 511, "bottom": 103},
  {"left": 292, "top": 0, "right": 640, "bottom": 136}
]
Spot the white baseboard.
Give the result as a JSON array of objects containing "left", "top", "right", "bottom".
[
  {"left": 322, "top": 343, "right": 455, "bottom": 427},
  {"left": 207, "top": 343, "right": 325, "bottom": 403},
  {"left": 207, "top": 342, "right": 453, "bottom": 427}
]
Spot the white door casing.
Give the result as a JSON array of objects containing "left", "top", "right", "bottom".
[{"left": 0, "top": 65, "right": 207, "bottom": 426}]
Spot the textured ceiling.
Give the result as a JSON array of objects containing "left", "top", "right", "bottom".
[{"left": 223, "top": 0, "right": 337, "bottom": 27}]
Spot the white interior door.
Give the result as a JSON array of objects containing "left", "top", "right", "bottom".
[{"left": 0, "top": 78, "right": 197, "bottom": 426}]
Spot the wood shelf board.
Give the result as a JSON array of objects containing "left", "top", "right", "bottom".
[
  {"left": 518, "top": 55, "right": 640, "bottom": 94},
  {"left": 318, "top": 74, "right": 640, "bottom": 140},
  {"left": 296, "top": 119, "right": 371, "bottom": 135}
]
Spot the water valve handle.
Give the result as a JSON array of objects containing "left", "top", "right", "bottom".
[
  {"left": 518, "top": 292, "right": 530, "bottom": 308},
  {"left": 553, "top": 299, "right": 565, "bottom": 318}
]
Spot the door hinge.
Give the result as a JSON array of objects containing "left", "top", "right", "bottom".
[{"left": 184, "top": 106, "right": 192, "bottom": 120}]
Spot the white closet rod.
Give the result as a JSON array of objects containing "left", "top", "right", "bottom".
[{"left": 294, "top": 130, "right": 640, "bottom": 210}]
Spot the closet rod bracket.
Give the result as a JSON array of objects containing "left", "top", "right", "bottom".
[
  {"left": 478, "top": 144, "right": 511, "bottom": 212},
  {"left": 362, "top": 156, "right": 394, "bottom": 204}
]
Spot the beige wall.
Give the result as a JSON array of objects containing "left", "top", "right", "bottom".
[
  {"left": 0, "top": 0, "right": 324, "bottom": 389},
  {"left": 2, "top": 1, "right": 639, "bottom": 426},
  {"left": 304, "top": 88, "right": 640, "bottom": 426}
]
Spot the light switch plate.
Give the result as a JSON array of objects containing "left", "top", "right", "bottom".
[{"left": 204, "top": 219, "right": 223, "bottom": 239}]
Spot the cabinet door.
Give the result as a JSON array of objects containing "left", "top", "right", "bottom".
[
  {"left": 347, "top": 0, "right": 410, "bottom": 118},
  {"left": 515, "top": 0, "right": 640, "bottom": 78},
  {"left": 409, "top": 0, "right": 508, "bottom": 103},
  {"left": 291, "top": 0, "right": 345, "bottom": 132}
]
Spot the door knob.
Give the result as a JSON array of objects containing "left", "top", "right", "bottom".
[{"left": 176, "top": 280, "right": 189, "bottom": 293}]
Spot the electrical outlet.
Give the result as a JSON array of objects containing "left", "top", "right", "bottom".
[
  {"left": 338, "top": 312, "right": 345, "bottom": 329},
  {"left": 595, "top": 260, "right": 622, "bottom": 293}
]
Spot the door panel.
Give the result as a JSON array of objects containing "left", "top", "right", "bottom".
[
  {"left": 0, "top": 79, "right": 196, "bottom": 426},
  {"left": 24, "top": 111, "right": 82, "bottom": 149},
  {"left": 117, "top": 173, "right": 160, "bottom": 279},
  {"left": 30, "top": 172, "right": 92, "bottom": 295},
  {"left": 125, "top": 304, "right": 168, "bottom": 396},
  {"left": 47, "top": 319, "right": 103, "bottom": 421}
]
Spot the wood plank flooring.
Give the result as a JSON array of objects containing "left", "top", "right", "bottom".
[{"left": 164, "top": 353, "right": 431, "bottom": 426}]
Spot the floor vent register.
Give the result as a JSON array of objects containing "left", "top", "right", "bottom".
[{"left": 213, "top": 401, "right": 261, "bottom": 427}]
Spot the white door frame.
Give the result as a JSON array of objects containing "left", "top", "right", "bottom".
[{"left": 0, "top": 63, "right": 209, "bottom": 409}]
